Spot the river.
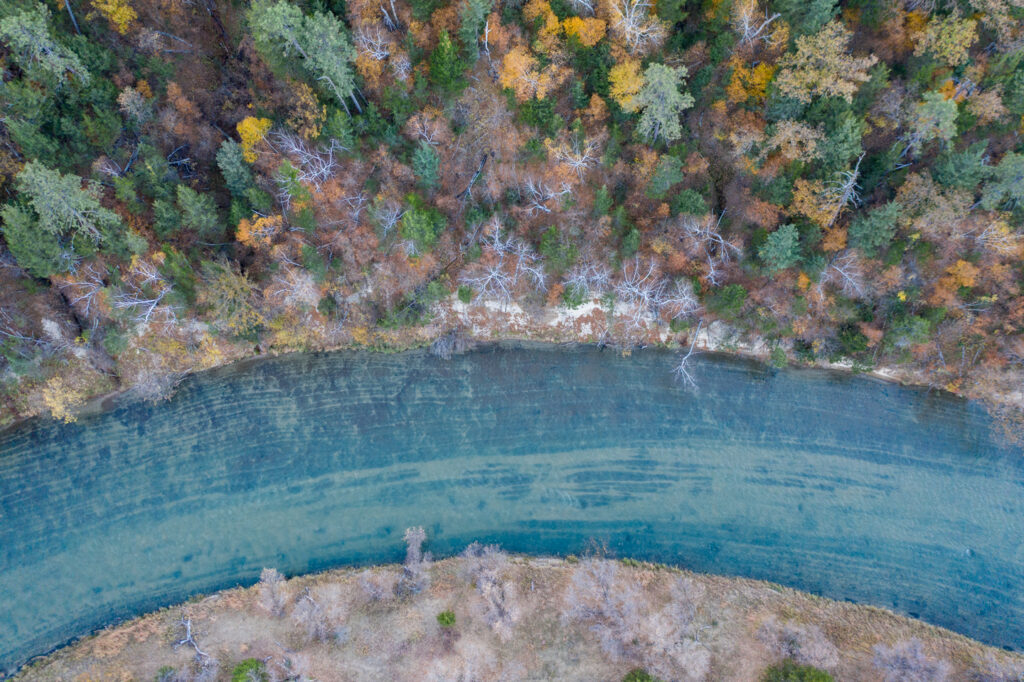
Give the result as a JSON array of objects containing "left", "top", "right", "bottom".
[{"left": 0, "top": 344, "right": 1021, "bottom": 675}]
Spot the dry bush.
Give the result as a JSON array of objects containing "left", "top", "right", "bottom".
[
  {"left": 395, "top": 526, "right": 431, "bottom": 597},
  {"left": 460, "top": 542, "right": 520, "bottom": 639},
  {"left": 757, "top": 616, "right": 839, "bottom": 669},
  {"left": 873, "top": 638, "right": 951, "bottom": 682},
  {"left": 562, "top": 559, "right": 710, "bottom": 680},
  {"left": 972, "top": 654, "right": 1024, "bottom": 681},
  {"left": 359, "top": 568, "right": 398, "bottom": 603},
  {"left": 291, "top": 587, "right": 333, "bottom": 642},
  {"left": 258, "top": 567, "right": 287, "bottom": 617}
]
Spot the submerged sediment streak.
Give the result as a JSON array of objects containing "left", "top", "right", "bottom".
[{"left": 0, "top": 345, "right": 1021, "bottom": 674}]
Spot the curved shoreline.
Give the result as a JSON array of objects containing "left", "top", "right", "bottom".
[{"left": 13, "top": 555, "right": 1024, "bottom": 681}]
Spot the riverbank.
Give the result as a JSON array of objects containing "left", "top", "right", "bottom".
[
  {"left": 5, "top": 294, "right": 1022, "bottom": 439},
  {"left": 14, "top": 551, "right": 1023, "bottom": 681}
]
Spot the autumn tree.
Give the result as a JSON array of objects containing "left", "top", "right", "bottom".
[
  {"left": 632, "top": 63, "right": 693, "bottom": 145},
  {"left": 609, "top": 58, "right": 644, "bottom": 110},
  {"left": 914, "top": 13, "right": 977, "bottom": 68},
  {"left": 904, "top": 92, "right": 958, "bottom": 157},
  {"left": 775, "top": 21, "right": 877, "bottom": 103}
]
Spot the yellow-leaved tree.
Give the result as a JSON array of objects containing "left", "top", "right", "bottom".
[
  {"left": 562, "top": 16, "right": 607, "bottom": 47},
  {"left": 608, "top": 58, "right": 644, "bottom": 111},
  {"left": 90, "top": 0, "right": 137, "bottom": 34},
  {"left": 775, "top": 21, "right": 877, "bottom": 103},
  {"left": 237, "top": 117, "right": 272, "bottom": 163}
]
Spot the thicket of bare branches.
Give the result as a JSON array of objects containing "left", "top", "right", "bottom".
[
  {"left": 873, "top": 638, "right": 952, "bottom": 682},
  {"left": 757, "top": 616, "right": 839, "bottom": 670},
  {"left": 460, "top": 542, "right": 519, "bottom": 640}
]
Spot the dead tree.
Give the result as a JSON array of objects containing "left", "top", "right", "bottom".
[{"left": 673, "top": 319, "right": 703, "bottom": 389}]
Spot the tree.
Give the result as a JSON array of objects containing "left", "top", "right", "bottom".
[
  {"left": 761, "top": 660, "right": 834, "bottom": 682},
  {"left": 429, "top": 30, "right": 465, "bottom": 94},
  {"left": 217, "top": 140, "right": 256, "bottom": 197},
  {"left": 412, "top": 141, "right": 440, "bottom": 191},
  {"left": 0, "top": 204, "right": 68, "bottom": 277},
  {"left": 633, "top": 63, "right": 694, "bottom": 145},
  {"left": 459, "top": 0, "right": 492, "bottom": 61},
  {"left": 759, "top": 223, "right": 801, "bottom": 273},
  {"left": 400, "top": 202, "right": 447, "bottom": 253},
  {"left": 609, "top": 58, "right": 644, "bottom": 110},
  {"left": 849, "top": 201, "right": 901, "bottom": 256},
  {"left": 872, "top": 639, "right": 951, "bottom": 682},
  {"left": 562, "top": 16, "right": 606, "bottom": 47},
  {"left": 248, "top": 1, "right": 358, "bottom": 111},
  {"left": 14, "top": 160, "right": 121, "bottom": 251},
  {"left": 914, "top": 13, "right": 977, "bottom": 67},
  {"left": 981, "top": 153, "right": 1024, "bottom": 210},
  {"left": 646, "top": 155, "right": 683, "bottom": 199},
  {"left": 237, "top": 117, "right": 272, "bottom": 163},
  {"left": 0, "top": 3, "right": 90, "bottom": 85},
  {"left": 772, "top": 0, "right": 835, "bottom": 36},
  {"left": 176, "top": 186, "right": 222, "bottom": 240},
  {"left": 605, "top": 0, "right": 666, "bottom": 54},
  {"left": 904, "top": 92, "right": 958, "bottom": 156},
  {"left": 90, "top": 0, "right": 137, "bottom": 35},
  {"left": 933, "top": 141, "right": 989, "bottom": 190},
  {"left": 775, "top": 21, "right": 877, "bottom": 104}
]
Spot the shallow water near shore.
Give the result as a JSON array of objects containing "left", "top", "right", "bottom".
[{"left": 1, "top": 344, "right": 1022, "bottom": 675}]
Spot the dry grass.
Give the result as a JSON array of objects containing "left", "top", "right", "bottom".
[{"left": 13, "top": 553, "right": 1023, "bottom": 682}]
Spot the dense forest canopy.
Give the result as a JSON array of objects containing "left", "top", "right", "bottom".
[{"left": 1, "top": 0, "right": 1024, "bottom": 426}]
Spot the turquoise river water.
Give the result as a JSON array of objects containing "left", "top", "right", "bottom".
[{"left": 0, "top": 345, "right": 1022, "bottom": 675}]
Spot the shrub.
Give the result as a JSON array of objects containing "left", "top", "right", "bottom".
[
  {"left": 624, "top": 670, "right": 663, "bottom": 682},
  {"left": 231, "top": 659, "right": 269, "bottom": 682},
  {"left": 437, "top": 610, "right": 456, "bottom": 627},
  {"left": 761, "top": 660, "right": 835, "bottom": 682}
]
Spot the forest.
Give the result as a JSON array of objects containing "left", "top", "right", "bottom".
[{"left": 1, "top": 0, "right": 1023, "bottom": 427}]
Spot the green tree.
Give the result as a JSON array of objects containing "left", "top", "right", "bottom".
[
  {"left": 759, "top": 223, "right": 801, "bottom": 273},
  {"left": 933, "top": 141, "right": 989, "bottom": 190},
  {"left": 981, "top": 152, "right": 1024, "bottom": 210},
  {"left": 0, "top": 3, "right": 90, "bottom": 86},
  {"left": 633, "top": 63, "right": 694, "bottom": 145},
  {"left": 646, "top": 155, "right": 684, "bottom": 199},
  {"left": 176, "top": 186, "right": 222, "bottom": 240},
  {"left": 412, "top": 141, "right": 440, "bottom": 192},
  {"left": 906, "top": 92, "right": 957, "bottom": 156},
  {"left": 217, "top": 140, "right": 255, "bottom": 197},
  {"left": 400, "top": 202, "right": 447, "bottom": 252},
  {"left": 849, "top": 201, "right": 901, "bottom": 256},
  {"left": 458, "top": 0, "right": 492, "bottom": 61},
  {"left": 772, "top": 0, "right": 836, "bottom": 36},
  {"left": 429, "top": 30, "right": 465, "bottom": 94},
  {"left": 231, "top": 659, "right": 269, "bottom": 682},
  {"left": 14, "top": 160, "right": 121, "bottom": 253},
  {"left": 248, "top": 1, "right": 358, "bottom": 111},
  {"left": 0, "top": 204, "right": 67, "bottom": 277}
]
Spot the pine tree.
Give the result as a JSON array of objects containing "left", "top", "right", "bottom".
[
  {"left": 429, "top": 31, "right": 466, "bottom": 95},
  {"left": 759, "top": 223, "right": 801, "bottom": 273},
  {"left": 15, "top": 161, "right": 120, "bottom": 250},
  {"left": 217, "top": 140, "right": 255, "bottom": 197},
  {"left": 458, "top": 0, "right": 492, "bottom": 62},
  {"left": 412, "top": 142, "right": 441, "bottom": 192},
  {"left": 0, "top": 3, "right": 90, "bottom": 85},
  {"left": 0, "top": 204, "right": 67, "bottom": 277},
  {"left": 633, "top": 63, "right": 693, "bottom": 145}
]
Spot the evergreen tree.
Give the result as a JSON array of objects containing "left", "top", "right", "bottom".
[
  {"left": 14, "top": 161, "right": 120, "bottom": 252},
  {"left": 0, "top": 3, "right": 90, "bottom": 86},
  {"left": 217, "top": 140, "right": 255, "bottom": 197},
  {"left": 412, "top": 141, "right": 441, "bottom": 192},
  {"left": 981, "top": 153, "right": 1024, "bottom": 211},
  {"left": 849, "top": 202, "right": 901, "bottom": 256},
  {"left": 0, "top": 204, "right": 67, "bottom": 277},
  {"left": 176, "top": 186, "right": 222, "bottom": 240},
  {"left": 633, "top": 64, "right": 694, "bottom": 145},
  {"left": 759, "top": 223, "right": 801, "bottom": 273},
  {"left": 933, "top": 141, "right": 989, "bottom": 190},
  {"left": 429, "top": 30, "right": 466, "bottom": 95},
  {"left": 772, "top": 0, "right": 837, "bottom": 36},
  {"left": 458, "top": 0, "right": 492, "bottom": 61}
]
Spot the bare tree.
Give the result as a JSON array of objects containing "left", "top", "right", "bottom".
[
  {"left": 681, "top": 213, "right": 742, "bottom": 287},
  {"left": 552, "top": 134, "right": 602, "bottom": 181},
  {"left": 460, "top": 219, "right": 547, "bottom": 302},
  {"left": 270, "top": 131, "right": 346, "bottom": 189},
  {"left": 873, "top": 639, "right": 951, "bottom": 682},
  {"left": 521, "top": 178, "right": 573, "bottom": 215},
  {"left": 292, "top": 587, "right": 332, "bottom": 642},
  {"left": 461, "top": 542, "right": 519, "bottom": 639},
  {"left": 820, "top": 250, "right": 865, "bottom": 298},
  {"left": 823, "top": 153, "right": 864, "bottom": 226},
  {"left": 356, "top": 26, "right": 391, "bottom": 61},
  {"left": 396, "top": 526, "right": 431, "bottom": 597},
  {"left": 258, "top": 567, "right": 287, "bottom": 617},
  {"left": 731, "top": 0, "right": 780, "bottom": 46},
  {"left": 758, "top": 617, "right": 839, "bottom": 670},
  {"left": 608, "top": 0, "right": 666, "bottom": 54},
  {"left": 616, "top": 257, "right": 666, "bottom": 329},
  {"left": 563, "top": 260, "right": 612, "bottom": 302},
  {"left": 673, "top": 319, "right": 703, "bottom": 389}
]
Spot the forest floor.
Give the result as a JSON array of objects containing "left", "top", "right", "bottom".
[{"left": 14, "top": 553, "right": 1023, "bottom": 682}]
